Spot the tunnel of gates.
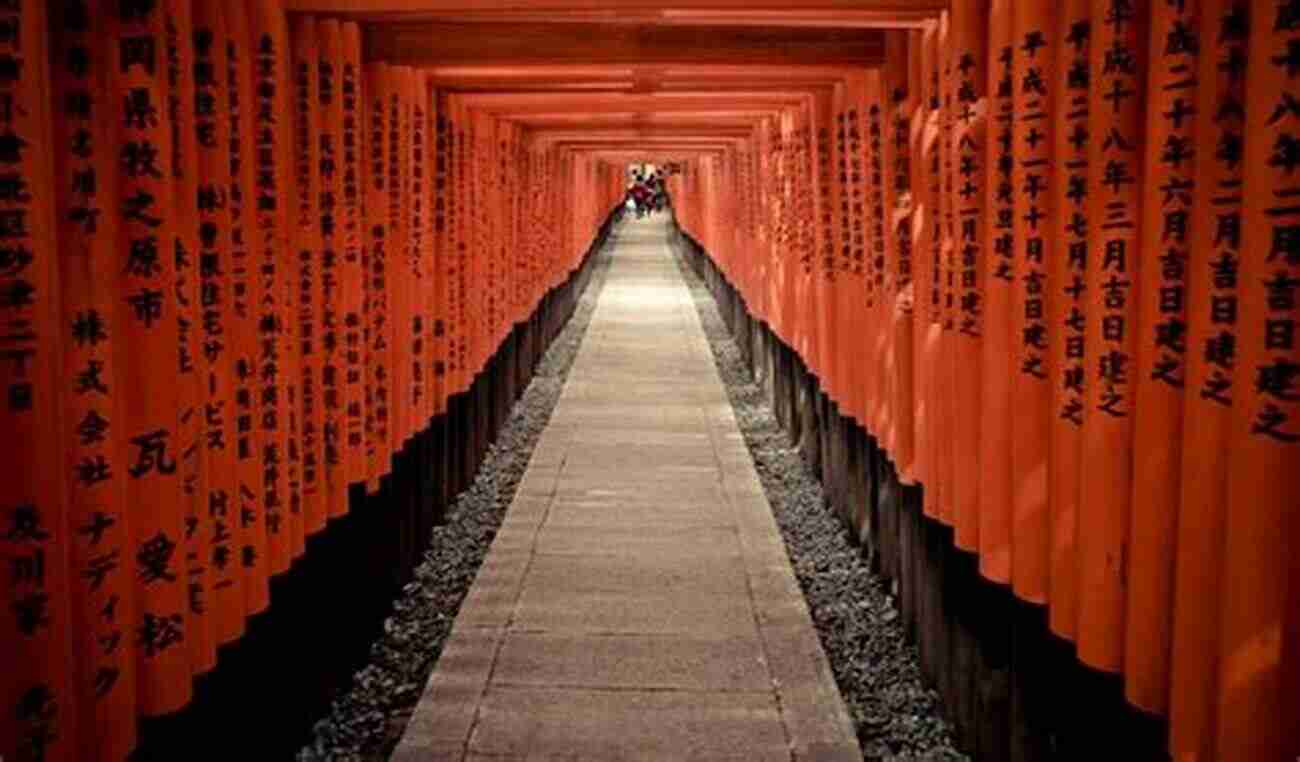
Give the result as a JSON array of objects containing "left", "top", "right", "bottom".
[{"left": 0, "top": 1, "right": 1298, "bottom": 762}]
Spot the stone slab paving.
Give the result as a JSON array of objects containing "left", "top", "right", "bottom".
[{"left": 391, "top": 215, "right": 860, "bottom": 762}]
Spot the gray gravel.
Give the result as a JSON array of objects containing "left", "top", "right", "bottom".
[
  {"left": 296, "top": 244, "right": 613, "bottom": 762},
  {"left": 673, "top": 247, "right": 968, "bottom": 762}
]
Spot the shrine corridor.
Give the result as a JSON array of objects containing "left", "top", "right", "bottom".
[
  {"left": 391, "top": 214, "right": 858, "bottom": 762},
  {"left": 7, "top": 2, "right": 1300, "bottom": 761}
]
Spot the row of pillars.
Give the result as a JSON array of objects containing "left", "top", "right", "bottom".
[
  {"left": 0, "top": 1, "right": 626, "bottom": 760},
  {"left": 666, "top": 3, "right": 1298, "bottom": 760}
]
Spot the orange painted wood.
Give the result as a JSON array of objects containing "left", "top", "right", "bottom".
[
  {"left": 49, "top": 2, "right": 134, "bottom": 758},
  {"left": 186, "top": 0, "right": 230, "bottom": 670},
  {"left": 1047, "top": 0, "right": 1090, "bottom": 642},
  {"left": 341, "top": 22, "right": 369, "bottom": 476},
  {"left": 364, "top": 62, "right": 394, "bottom": 489},
  {"left": 318, "top": 18, "right": 349, "bottom": 520},
  {"left": 949, "top": 0, "right": 986, "bottom": 553},
  {"left": 1124, "top": 0, "right": 1199, "bottom": 714},
  {"left": 240, "top": 1, "right": 300, "bottom": 574},
  {"left": 0, "top": 7, "right": 78, "bottom": 757},
  {"left": 232, "top": 0, "right": 280, "bottom": 639},
  {"left": 794, "top": 106, "right": 814, "bottom": 366},
  {"left": 846, "top": 72, "right": 872, "bottom": 427},
  {"left": 247, "top": 0, "right": 296, "bottom": 603},
  {"left": 914, "top": 20, "right": 939, "bottom": 514},
  {"left": 1076, "top": 0, "right": 1147, "bottom": 674},
  {"left": 977, "top": 0, "right": 1013, "bottom": 584},
  {"left": 284, "top": 0, "right": 946, "bottom": 18},
  {"left": 935, "top": 9, "right": 955, "bottom": 527},
  {"left": 1217, "top": 3, "right": 1300, "bottom": 758},
  {"left": 813, "top": 89, "right": 838, "bottom": 400},
  {"left": 865, "top": 58, "right": 887, "bottom": 449},
  {"left": 451, "top": 99, "right": 468, "bottom": 395},
  {"left": 907, "top": 26, "right": 926, "bottom": 487},
  {"left": 110, "top": 0, "right": 193, "bottom": 717},
  {"left": 434, "top": 93, "right": 455, "bottom": 413},
  {"left": 291, "top": 16, "right": 327, "bottom": 534},
  {"left": 414, "top": 73, "right": 433, "bottom": 425},
  {"left": 392, "top": 66, "right": 412, "bottom": 446},
  {"left": 883, "top": 30, "right": 915, "bottom": 483},
  {"left": 1009, "top": 0, "right": 1055, "bottom": 604},
  {"left": 862, "top": 73, "right": 885, "bottom": 439},
  {"left": 467, "top": 109, "right": 485, "bottom": 380},
  {"left": 1167, "top": 0, "right": 1243, "bottom": 756}
]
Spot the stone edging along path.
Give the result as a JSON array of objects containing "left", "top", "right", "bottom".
[
  {"left": 672, "top": 248, "right": 968, "bottom": 762},
  {"left": 297, "top": 245, "right": 614, "bottom": 762}
]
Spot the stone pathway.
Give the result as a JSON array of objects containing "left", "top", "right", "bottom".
[{"left": 391, "top": 214, "right": 860, "bottom": 762}]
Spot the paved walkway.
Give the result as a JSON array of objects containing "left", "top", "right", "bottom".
[{"left": 392, "top": 215, "right": 859, "bottom": 762}]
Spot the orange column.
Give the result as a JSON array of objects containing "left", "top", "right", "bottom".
[
  {"left": 2, "top": 0, "right": 77, "bottom": 756},
  {"left": 392, "top": 68, "right": 411, "bottom": 448},
  {"left": 50, "top": 2, "right": 133, "bottom": 758},
  {"left": 420, "top": 72, "right": 435, "bottom": 428},
  {"left": 188, "top": 0, "right": 231, "bottom": 670},
  {"left": 169, "top": 0, "right": 217, "bottom": 692},
  {"left": 452, "top": 104, "right": 468, "bottom": 397},
  {"left": 979, "top": 0, "right": 1014, "bottom": 583},
  {"left": 781, "top": 116, "right": 797, "bottom": 350},
  {"left": 1125, "top": 0, "right": 1200, "bottom": 714},
  {"left": 318, "top": 19, "right": 347, "bottom": 522},
  {"left": 883, "top": 32, "right": 916, "bottom": 483},
  {"left": 1010, "top": 0, "right": 1056, "bottom": 603},
  {"left": 909, "top": 27, "right": 928, "bottom": 489},
  {"left": 815, "top": 90, "right": 839, "bottom": 403},
  {"left": 413, "top": 69, "right": 426, "bottom": 433},
  {"left": 856, "top": 77, "right": 877, "bottom": 437},
  {"left": 228, "top": 4, "right": 293, "bottom": 574},
  {"left": 365, "top": 63, "right": 393, "bottom": 490},
  {"left": 340, "top": 23, "right": 367, "bottom": 479},
  {"left": 847, "top": 74, "right": 868, "bottom": 423},
  {"left": 112, "top": 0, "right": 192, "bottom": 716},
  {"left": 468, "top": 112, "right": 483, "bottom": 382},
  {"left": 246, "top": 0, "right": 291, "bottom": 611},
  {"left": 936, "top": 9, "right": 956, "bottom": 526},
  {"left": 500, "top": 122, "right": 513, "bottom": 357},
  {"left": 434, "top": 99, "right": 454, "bottom": 414},
  {"left": 227, "top": 0, "right": 275, "bottom": 650},
  {"left": 1047, "top": 0, "right": 1091, "bottom": 641},
  {"left": 290, "top": 16, "right": 325, "bottom": 537},
  {"left": 916, "top": 20, "right": 940, "bottom": 516},
  {"left": 797, "top": 107, "right": 814, "bottom": 365},
  {"left": 951, "top": 0, "right": 987, "bottom": 552},
  {"left": 762, "top": 120, "right": 782, "bottom": 344},
  {"left": 1168, "top": 0, "right": 1245, "bottom": 756},
  {"left": 1217, "top": 3, "right": 1300, "bottom": 759},
  {"left": 276, "top": 16, "right": 304, "bottom": 582},
  {"left": 1077, "top": 0, "right": 1147, "bottom": 673}
]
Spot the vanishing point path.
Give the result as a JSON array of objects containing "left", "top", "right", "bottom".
[{"left": 392, "top": 214, "right": 860, "bottom": 762}]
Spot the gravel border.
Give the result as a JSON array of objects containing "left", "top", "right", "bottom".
[
  {"left": 296, "top": 244, "right": 614, "bottom": 762},
  {"left": 672, "top": 247, "right": 968, "bottom": 762}
]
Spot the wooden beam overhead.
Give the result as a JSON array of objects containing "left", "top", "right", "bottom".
[
  {"left": 331, "top": 9, "right": 931, "bottom": 28},
  {"left": 535, "top": 129, "right": 752, "bottom": 142},
  {"left": 421, "top": 62, "right": 868, "bottom": 92},
  {"left": 366, "top": 21, "right": 883, "bottom": 66},
  {"left": 453, "top": 90, "right": 814, "bottom": 113},
  {"left": 286, "top": 1, "right": 943, "bottom": 28},
  {"left": 424, "top": 63, "right": 866, "bottom": 79},
  {"left": 504, "top": 109, "right": 776, "bottom": 123}
]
